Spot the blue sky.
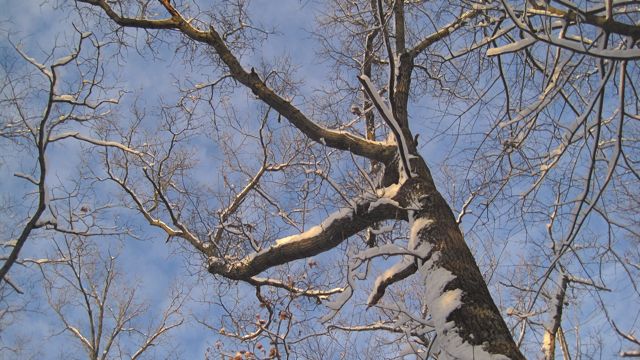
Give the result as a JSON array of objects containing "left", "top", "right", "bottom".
[
  {"left": 0, "top": 1, "right": 337, "bottom": 358},
  {"left": 1, "top": 0, "right": 638, "bottom": 359}
]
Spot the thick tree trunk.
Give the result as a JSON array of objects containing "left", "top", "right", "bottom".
[{"left": 398, "top": 174, "right": 525, "bottom": 359}]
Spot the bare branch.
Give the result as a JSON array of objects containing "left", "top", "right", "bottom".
[
  {"left": 209, "top": 195, "right": 406, "bottom": 280},
  {"left": 77, "top": 0, "right": 397, "bottom": 163}
]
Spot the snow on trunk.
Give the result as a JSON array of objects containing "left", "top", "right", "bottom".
[
  {"left": 396, "top": 175, "right": 525, "bottom": 359},
  {"left": 411, "top": 212, "right": 514, "bottom": 360}
]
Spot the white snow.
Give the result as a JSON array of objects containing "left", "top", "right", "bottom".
[
  {"left": 35, "top": 213, "right": 56, "bottom": 227},
  {"left": 363, "top": 216, "right": 438, "bottom": 307},
  {"left": 419, "top": 252, "right": 510, "bottom": 360},
  {"left": 359, "top": 75, "right": 413, "bottom": 177},
  {"left": 376, "top": 182, "right": 402, "bottom": 197},
  {"left": 540, "top": 35, "right": 640, "bottom": 60},
  {"left": 274, "top": 208, "right": 353, "bottom": 246},
  {"left": 54, "top": 94, "right": 76, "bottom": 102},
  {"left": 409, "top": 217, "right": 434, "bottom": 250},
  {"left": 487, "top": 37, "right": 536, "bottom": 56},
  {"left": 2, "top": 240, "right": 18, "bottom": 247},
  {"left": 53, "top": 54, "right": 76, "bottom": 67},
  {"left": 366, "top": 258, "right": 413, "bottom": 306},
  {"left": 16, "top": 48, "right": 53, "bottom": 79},
  {"left": 325, "top": 285, "right": 352, "bottom": 312}
]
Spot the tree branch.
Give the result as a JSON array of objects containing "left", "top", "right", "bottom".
[
  {"left": 208, "top": 194, "right": 407, "bottom": 280},
  {"left": 410, "top": 8, "right": 482, "bottom": 57},
  {"left": 77, "top": 0, "right": 397, "bottom": 163}
]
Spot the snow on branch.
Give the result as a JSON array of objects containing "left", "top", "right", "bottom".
[
  {"left": 11, "top": 42, "right": 53, "bottom": 80},
  {"left": 364, "top": 217, "right": 435, "bottom": 307},
  {"left": 358, "top": 75, "right": 413, "bottom": 179},
  {"left": 496, "top": 0, "right": 640, "bottom": 60},
  {"left": 613, "top": 321, "right": 640, "bottom": 358},
  {"left": 49, "top": 132, "right": 145, "bottom": 156},
  {"left": 248, "top": 276, "right": 345, "bottom": 300},
  {"left": 208, "top": 194, "right": 407, "bottom": 280},
  {"left": 367, "top": 259, "right": 417, "bottom": 307},
  {"left": 487, "top": 36, "right": 536, "bottom": 56},
  {"left": 328, "top": 321, "right": 432, "bottom": 338}
]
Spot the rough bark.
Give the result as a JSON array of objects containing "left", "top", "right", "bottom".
[{"left": 397, "top": 176, "right": 525, "bottom": 359}]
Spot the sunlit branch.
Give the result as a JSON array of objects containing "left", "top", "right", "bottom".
[
  {"left": 49, "top": 132, "right": 142, "bottom": 156},
  {"left": 77, "top": 0, "right": 396, "bottom": 163},
  {"left": 208, "top": 196, "right": 406, "bottom": 280},
  {"left": 247, "top": 276, "right": 345, "bottom": 300},
  {"left": 410, "top": 8, "right": 482, "bottom": 57}
]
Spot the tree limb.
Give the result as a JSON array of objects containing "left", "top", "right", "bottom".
[
  {"left": 77, "top": 0, "right": 397, "bottom": 163},
  {"left": 208, "top": 195, "right": 407, "bottom": 280}
]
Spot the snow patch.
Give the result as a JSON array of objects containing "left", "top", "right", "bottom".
[
  {"left": 487, "top": 37, "right": 536, "bottom": 56},
  {"left": 54, "top": 94, "right": 76, "bottom": 102},
  {"left": 431, "top": 288, "right": 463, "bottom": 324},
  {"left": 409, "top": 217, "right": 434, "bottom": 250},
  {"left": 53, "top": 54, "right": 76, "bottom": 67},
  {"left": 420, "top": 255, "right": 509, "bottom": 360},
  {"left": 274, "top": 208, "right": 352, "bottom": 246},
  {"left": 367, "top": 258, "right": 413, "bottom": 306},
  {"left": 359, "top": 75, "right": 413, "bottom": 177},
  {"left": 376, "top": 182, "right": 401, "bottom": 198},
  {"left": 275, "top": 226, "right": 322, "bottom": 246}
]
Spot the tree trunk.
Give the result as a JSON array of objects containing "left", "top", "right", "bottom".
[{"left": 398, "top": 173, "right": 524, "bottom": 359}]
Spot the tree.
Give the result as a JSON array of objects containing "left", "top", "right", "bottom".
[
  {"left": 2, "top": 0, "right": 639, "bottom": 358},
  {"left": 0, "top": 28, "right": 105, "bottom": 287},
  {"left": 0, "top": 28, "right": 185, "bottom": 359},
  {"left": 39, "top": 235, "right": 185, "bottom": 360},
  {"left": 0, "top": 24, "right": 128, "bottom": 288},
  {"left": 0, "top": 25, "right": 118, "bottom": 338}
]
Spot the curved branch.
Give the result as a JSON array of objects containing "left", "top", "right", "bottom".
[
  {"left": 497, "top": 0, "right": 640, "bottom": 59},
  {"left": 77, "top": 0, "right": 396, "bottom": 163},
  {"left": 208, "top": 196, "right": 407, "bottom": 280},
  {"left": 358, "top": 75, "right": 413, "bottom": 179},
  {"left": 367, "top": 260, "right": 418, "bottom": 307},
  {"left": 410, "top": 8, "right": 482, "bottom": 57}
]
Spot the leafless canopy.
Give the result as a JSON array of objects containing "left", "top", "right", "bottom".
[{"left": 1, "top": 0, "right": 638, "bottom": 358}]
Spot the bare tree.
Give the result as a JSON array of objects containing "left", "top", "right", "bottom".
[
  {"left": 37, "top": 235, "right": 185, "bottom": 360},
  {"left": 0, "top": 27, "right": 124, "bottom": 288},
  {"left": 3, "top": 0, "right": 638, "bottom": 358},
  {"left": 0, "top": 25, "right": 188, "bottom": 359},
  {"left": 0, "top": 28, "right": 120, "bottom": 352}
]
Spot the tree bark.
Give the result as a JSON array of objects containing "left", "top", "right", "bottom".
[{"left": 397, "top": 176, "right": 525, "bottom": 359}]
